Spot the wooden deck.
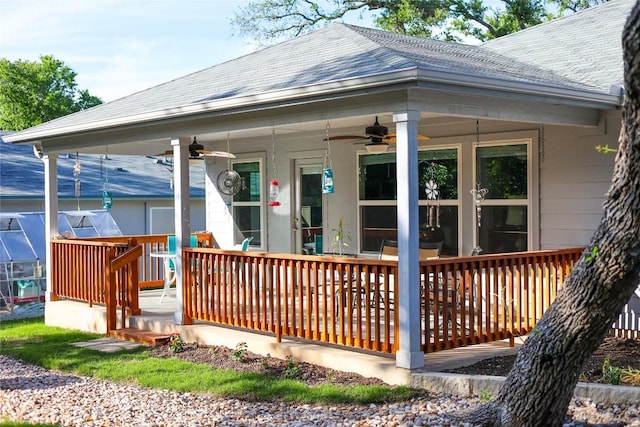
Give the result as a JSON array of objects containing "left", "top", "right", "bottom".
[{"left": 48, "top": 234, "right": 585, "bottom": 356}]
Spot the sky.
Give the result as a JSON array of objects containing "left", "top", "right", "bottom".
[{"left": 0, "top": 0, "right": 377, "bottom": 102}]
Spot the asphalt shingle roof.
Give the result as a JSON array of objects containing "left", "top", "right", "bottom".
[
  {"left": 0, "top": 136, "right": 204, "bottom": 199},
  {"left": 11, "top": 0, "right": 632, "bottom": 139},
  {"left": 481, "top": 0, "right": 632, "bottom": 91}
]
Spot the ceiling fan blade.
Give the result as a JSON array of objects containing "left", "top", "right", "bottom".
[
  {"left": 386, "top": 133, "right": 431, "bottom": 141},
  {"left": 199, "top": 150, "right": 236, "bottom": 158},
  {"left": 154, "top": 150, "right": 173, "bottom": 156},
  {"left": 324, "top": 135, "right": 369, "bottom": 141}
]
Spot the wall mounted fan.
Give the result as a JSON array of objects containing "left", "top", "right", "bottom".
[
  {"left": 154, "top": 137, "right": 236, "bottom": 159},
  {"left": 217, "top": 169, "right": 244, "bottom": 196},
  {"left": 324, "top": 116, "right": 430, "bottom": 153}
]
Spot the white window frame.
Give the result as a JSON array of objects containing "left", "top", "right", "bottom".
[
  {"left": 231, "top": 157, "right": 264, "bottom": 249},
  {"left": 356, "top": 144, "right": 462, "bottom": 255},
  {"left": 471, "top": 138, "right": 536, "bottom": 253}
]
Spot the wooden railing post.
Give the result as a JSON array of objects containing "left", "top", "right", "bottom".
[
  {"left": 126, "top": 238, "right": 141, "bottom": 316},
  {"left": 105, "top": 247, "right": 117, "bottom": 333},
  {"left": 49, "top": 241, "right": 60, "bottom": 301}
]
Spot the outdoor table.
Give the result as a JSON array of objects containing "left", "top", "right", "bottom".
[{"left": 150, "top": 251, "right": 177, "bottom": 303}]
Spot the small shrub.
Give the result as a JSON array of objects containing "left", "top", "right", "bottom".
[
  {"left": 261, "top": 353, "right": 271, "bottom": 370},
  {"left": 282, "top": 354, "right": 302, "bottom": 379},
  {"left": 478, "top": 388, "right": 493, "bottom": 403},
  {"left": 621, "top": 367, "right": 640, "bottom": 386},
  {"left": 231, "top": 342, "right": 248, "bottom": 362},
  {"left": 167, "top": 333, "right": 184, "bottom": 353},
  {"left": 602, "top": 357, "right": 621, "bottom": 385}
]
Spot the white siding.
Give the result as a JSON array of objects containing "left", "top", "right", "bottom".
[{"left": 539, "top": 111, "right": 620, "bottom": 248}]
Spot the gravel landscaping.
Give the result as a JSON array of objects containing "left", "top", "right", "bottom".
[{"left": 2, "top": 353, "right": 640, "bottom": 426}]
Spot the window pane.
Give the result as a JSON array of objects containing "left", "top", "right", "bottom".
[
  {"left": 359, "top": 149, "right": 459, "bottom": 201},
  {"left": 478, "top": 205, "right": 527, "bottom": 254},
  {"left": 233, "top": 206, "right": 261, "bottom": 245},
  {"left": 233, "top": 161, "right": 260, "bottom": 202},
  {"left": 361, "top": 206, "right": 397, "bottom": 251},
  {"left": 419, "top": 206, "right": 459, "bottom": 256},
  {"left": 477, "top": 145, "right": 527, "bottom": 199},
  {"left": 360, "top": 205, "right": 459, "bottom": 256},
  {"left": 418, "top": 149, "right": 458, "bottom": 200},
  {"left": 359, "top": 153, "right": 397, "bottom": 200}
]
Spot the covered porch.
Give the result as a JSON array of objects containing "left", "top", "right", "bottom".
[
  {"left": 45, "top": 233, "right": 583, "bottom": 376},
  {"left": 4, "top": 17, "right": 629, "bottom": 370}
]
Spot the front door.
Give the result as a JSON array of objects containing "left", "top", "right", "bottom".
[{"left": 293, "top": 159, "right": 324, "bottom": 255}]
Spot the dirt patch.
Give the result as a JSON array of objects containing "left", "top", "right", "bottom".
[
  {"left": 147, "top": 336, "right": 639, "bottom": 388},
  {"left": 148, "top": 342, "right": 388, "bottom": 387},
  {"left": 445, "top": 336, "right": 640, "bottom": 386}
]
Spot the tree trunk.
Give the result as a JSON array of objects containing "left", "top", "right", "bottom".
[{"left": 466, "top": 2, "right": 640, "bottom": 425}]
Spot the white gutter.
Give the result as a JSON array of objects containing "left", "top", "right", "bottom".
[{"left": 3, "top": 67, "right": 622, "bottom": 144}]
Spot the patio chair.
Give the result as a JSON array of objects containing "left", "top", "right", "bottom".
[
  {"left": 159, "top": 235, "right": 199, "bottom": 302},
  {"left": 166, "top": 235, "right": 198, "bottom": 269},
  {"left": 240, "top": 236, "right": 253, "bottom": 251},
  {"left": 378, "top": 239, "right": 440, "bottom": 261}
]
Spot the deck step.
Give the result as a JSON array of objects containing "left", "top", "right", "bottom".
[{"left": 107, "top": 328, "right": 170, "bottom": 346}]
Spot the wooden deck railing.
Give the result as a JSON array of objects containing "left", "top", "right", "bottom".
[
  {"left": 51, "top": 237, "right": 143, "bottom": 331},
  {"left": 88, "top": 232, "right": 214, "bottom": 289},
  {"left": 51, "top": 239, "right": 128, "bottom": 305},
  {"left": 421, "top": 248, "right": 583, "bottom": 352},
  {"left": 49, "top": 236, "right": 585, "bottom": 354},
  {"left": 181, "top": 247, "right": 583, "bottom": 354},
  {"left": 183, "top": 250, "right": 399, "bottom": 353},
  {"left": 106, "top": 240, "right": 142, "bottom": 331}
]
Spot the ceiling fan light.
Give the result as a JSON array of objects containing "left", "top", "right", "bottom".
[{"left": 365, "top": 143, "right": 389, "bottom": 154}]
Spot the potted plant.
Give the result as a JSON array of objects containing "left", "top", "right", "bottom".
[{"left": 330, "top": 216, "right": 352, "bottom": 256}]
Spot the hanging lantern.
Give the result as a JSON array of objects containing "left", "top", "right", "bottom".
[
  {"left": 268, "top": 179, "right": 281, "bottom": 206},
  {"left": 102, "top": 189, "right": 113, "bottom": 209},
  {"left": 101, "top": 149, "right": 113, "bottom": 209},
  {"left": 322, "top": 122, "right": 335, "bottom": 194},
  {"left": 322, "top": 167, "right": 334, "bottom": 194}
]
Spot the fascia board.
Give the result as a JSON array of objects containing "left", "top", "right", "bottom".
[{"left": 414, "top": 68, "right": 623, "bottom": 109}]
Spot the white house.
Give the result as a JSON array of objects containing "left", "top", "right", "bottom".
[{"left": 3, "top": 0, "right": 634, "bottom": 369}]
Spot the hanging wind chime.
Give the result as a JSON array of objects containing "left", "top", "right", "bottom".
[
  {"left": 101, "top": 148, "right": 113, "bottom": 209},
  {"left": 470, "top": 119, "right": 489, "bottom": 255},
  {"left": 424, "top": 162, "right": 440, "bottom": 228},
  {"left": 322, "top": 122, "right": 335, "bottom": 194},
  {"left": 73, "top": 151, "right": 82, "bottom": 211},
  {"left": 268, "top": 127, "right": 281, "bottom": 207}
]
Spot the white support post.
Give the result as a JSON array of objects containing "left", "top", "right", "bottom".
[
  {"left": 43, "top": 153, "right": 58, "bottom": 302},
  {"left": 393, "top": 110, "right": 424, "bottom": 369},
  {"left": 171, "top": 137, "right": 191, "bottom": 325}
]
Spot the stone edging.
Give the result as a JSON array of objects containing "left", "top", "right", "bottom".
[{"left": 410, "top": 372, "right": 640, "bottom": 405}]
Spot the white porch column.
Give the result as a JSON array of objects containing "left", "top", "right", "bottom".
[
  {"left": 171, "top": 137, "right": 191, "bottom": 324},
  {"left": 43, "top": 152, "right": 58, "bottom": 302},
  {"left": 393, "top": 110, "right": 424, "bottom": 369}
]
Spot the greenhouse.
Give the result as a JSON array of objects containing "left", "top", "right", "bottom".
[{"left": 0, "top": 210, "right": 122, "bottom": 318}]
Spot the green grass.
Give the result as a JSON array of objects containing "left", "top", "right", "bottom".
[{"left": 0, "top": 317, "right": 422, "bottom": 404}]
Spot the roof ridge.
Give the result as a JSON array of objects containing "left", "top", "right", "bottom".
[{"left": 483, "top": 0, "right": 633, "bottom": 46}]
